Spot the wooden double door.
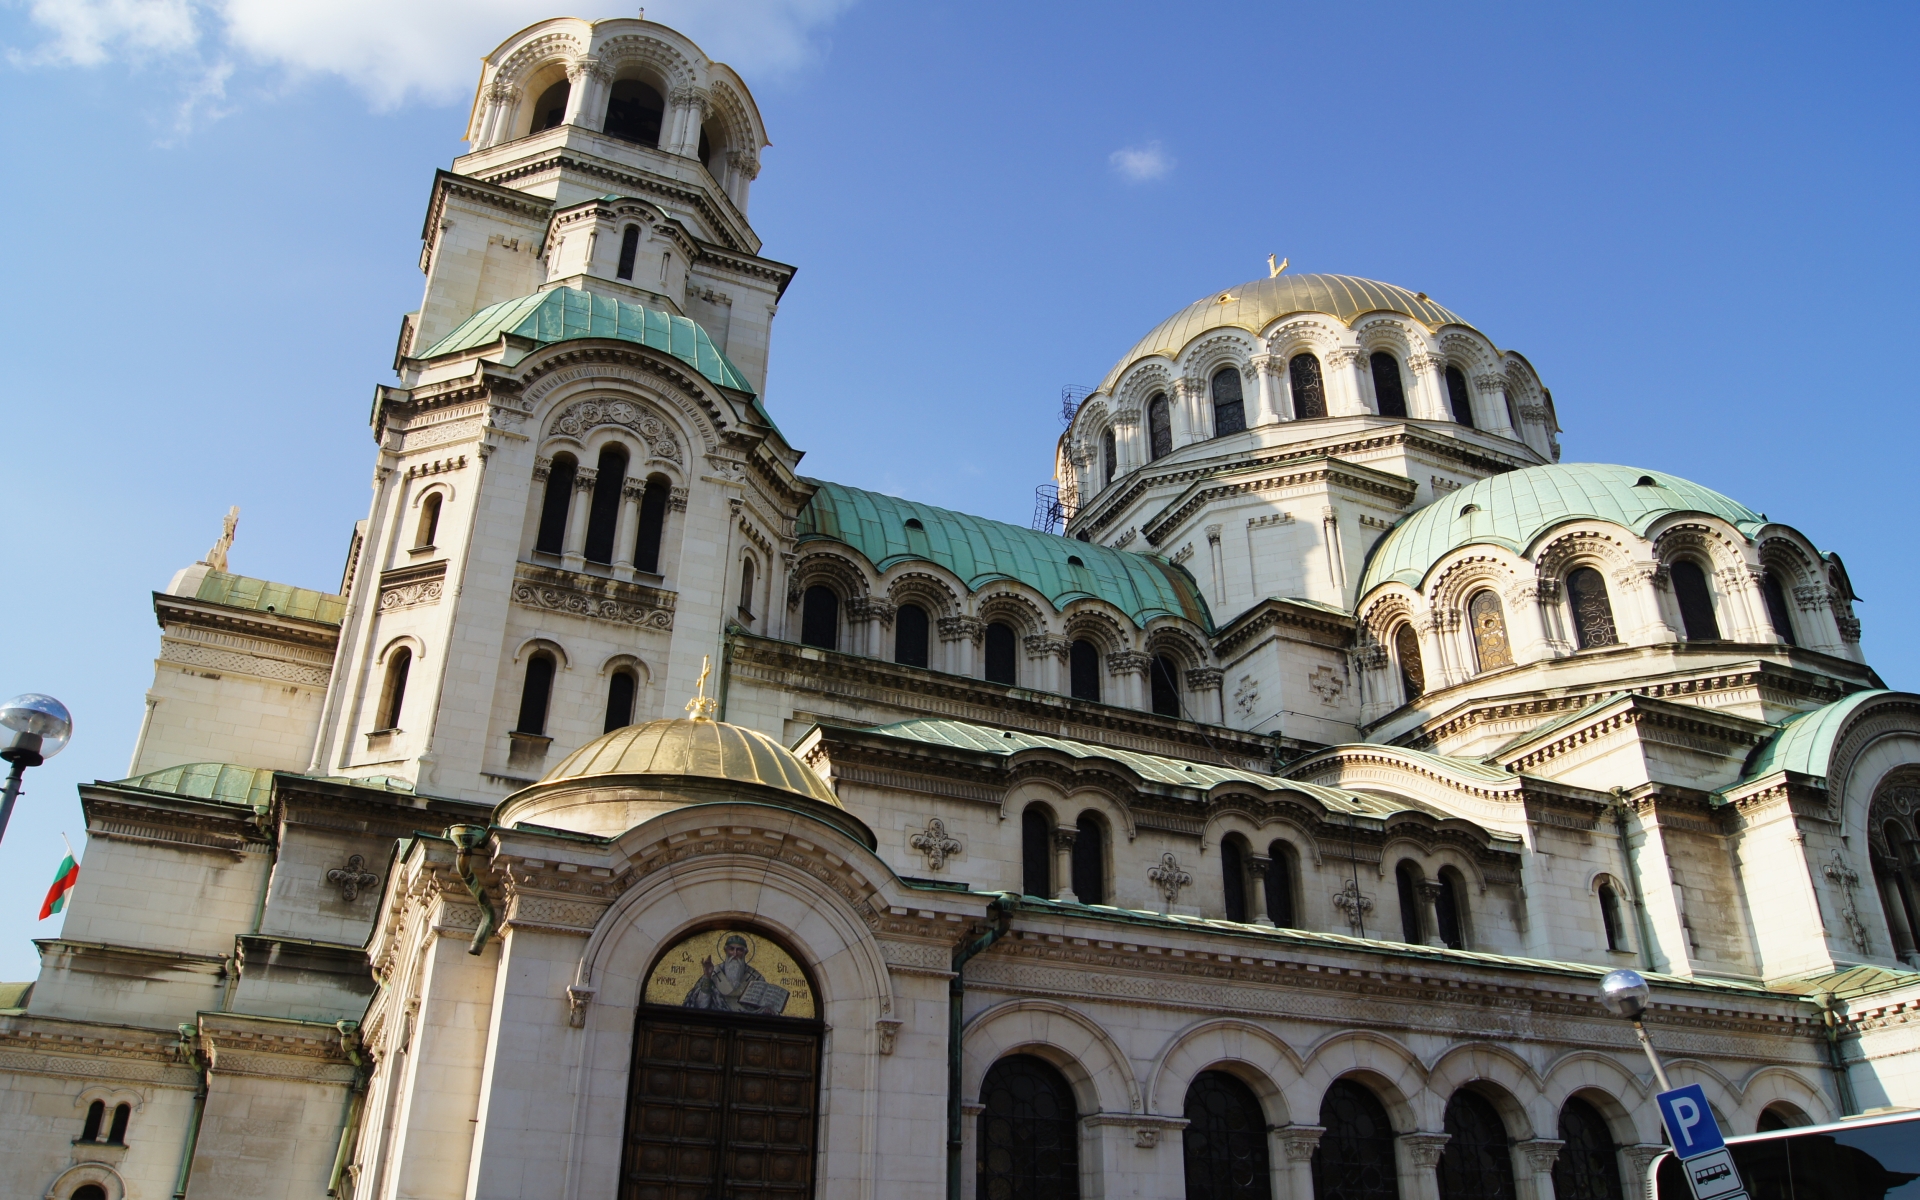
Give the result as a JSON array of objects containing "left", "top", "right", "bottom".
[{"left": 620, "top": 1008, "right": 822, "bottom": 1199}]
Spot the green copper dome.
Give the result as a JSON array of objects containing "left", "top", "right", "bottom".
[
  {"left": 418, "top": 287, "right": 756, "bottom": 395},
  {"left": 1361, "top": 463, "right": 1768, "bottom": 593}
]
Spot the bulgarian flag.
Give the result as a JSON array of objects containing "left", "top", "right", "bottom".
[{"left": 39, "top": 836, "right": 78, "bottom": 920}]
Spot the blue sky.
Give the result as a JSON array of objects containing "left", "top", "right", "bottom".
[{"left": 0, "top": 0, "right": 1913, "bottom": 979}]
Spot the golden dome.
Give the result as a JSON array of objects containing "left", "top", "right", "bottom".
[
  {"left": 538, "top": 717, "right": 842, "bottom": 808},
  {"left": 1098, "top": 273, "right": 1470, "bottom": 391}
]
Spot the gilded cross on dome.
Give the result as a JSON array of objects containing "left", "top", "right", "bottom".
[{"left": 685, "top": 656, "right": 718, "bottom": 720}]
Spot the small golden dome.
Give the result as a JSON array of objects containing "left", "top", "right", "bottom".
[{"left": 538, "top": 718, "right": 842, "bottom": 808}]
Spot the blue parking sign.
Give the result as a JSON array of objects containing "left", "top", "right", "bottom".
[{"left": 1657, "top": 1085, "right": 1726, "bottom": 1159}]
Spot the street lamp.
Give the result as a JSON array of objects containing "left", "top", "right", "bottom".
[
  {"left": 0, "top": 693, "right": 72, "bottom": 844},
  {"left": 1598, "top": 967, "right": 1673, "bottom": 1091}
]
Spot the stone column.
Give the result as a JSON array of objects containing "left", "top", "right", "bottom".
[
  {"left": 611, "top": 478, "right": 645, "bottom": 580},
  {"left": 1416, "top": 881, "right": 1447, "bottom": 947},
  {"left": 1249, "top": 353, "right": 1282, "bottom": 425},
  {"left": 1246, "top": 857, "right": 1274, "bottom": 926},
  {"left": 561, "top": 466, "right": 598, "bottom": 570},
  {"left": 1052, "top": 826, "right": 1079, "bottom": 903},
  {"left": 478, "top": 81, "right": 519, "bottom": 148},
  {"left": 1874, "top": 859, "right": 1918, "bottom": 961},
  {"left": 1620, "top": 1144, "right": 1667, "bottom": 1197},
  {"left": 940, "top": 616, "right": 981, "bottom": 676},
  {"left": 1109, "top": 650, "right": 1151, "bottom": 712},
  {"left": 1206, "top": 524, "right": 1227, "bottom": 607},
  {"left": 1273, "top": 1124, "right": 1325, "bottom": 1200},
  {"left": 1330, "top": 347, "right": 1371, "bottom": 415},
  {"left": 1716, "top": 565, "right": 1773, "bottom": 643},
  {"left": 562, "top": 56, "right": 608, "bottom": 130},
  {"left": 1406, "top": 353, "right": 1449, "bottom": 420},
  {"left": 1475, "top": 373, "right": 1516, "bottom": 436},
  {"left": 665, "top": 84, "right": 710, "bottom": 158},
  {"left": 1186, "top": 667, "right": 1225, "bottom": 725},
  {"left": 1513, "top": 1138, "right": 1564, "bottom": 1200},
  {"left": 1168, "top": 378, "right": 1197, "bottom": 447},
  {"left": 1396, "top": 1131, "right": 1451, "bottom": 1200}
]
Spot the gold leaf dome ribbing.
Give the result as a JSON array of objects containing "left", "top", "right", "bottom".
[{"left": 537, "top": 718, "right": 842, "bottom": 808}]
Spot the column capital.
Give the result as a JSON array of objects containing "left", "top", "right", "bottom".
[
  {"left": 1245, "top": 855, "right": 1272, "bottom": 881},
  {"left": 1050, "top": 826, "right": 1079, "bottom": 853},
  {"left": 572, "top": 466, "right": 600, "bottom": 492},
  {"left": 1185, "top": 667, "right": 1224, "bottom": 691},
  {"left": 1274, "top": 1123, "right": 1326, "bottom": 1163},
  {"left": 1397, "top": 1130, "right": 1451, "bottom": 1170},
  {"left": 1515, "top": 1138, "right": 1564, "bottom": 1174}
]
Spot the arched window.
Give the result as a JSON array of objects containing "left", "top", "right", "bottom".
[
  {"left": 1101, "top": 427, "right": 1116, "bottom": 486},
  {"left": 1669, "top": 560, "right": 1721, "bottom": 640},
  {"left": 1393, "top": 625, "right": 1424, "bottom": 704},
  {"left": 516, "top": 651, "right": 556, "bottom": 736},
  {"left": 1021, "top": 806, "right": 1052, "bottom": 897},
  {"left": 1211, "top": 367, "right": 1247, "bottom": 436},
  {"left": 583, "top": 445, "right": 628, "bottom": 564},
  {"left": 415, "top": 492, "right": 441, "bottom": 549},
  {"left": 378, "top": 647, "right": 411, "bottom": 732},
  {"left": 1266, "top": 841, "right": 1299, "bottom": 928},
  {"left": 1552, "top": 1097, "right": 1624, "bottom": 1200},
  {"left": 800, "top": 586, "right": 838, "bottom": 650},
  {"left": 984, "top": 622, "right": 1017, "bottom": 685},
  {"left": 73, "top": 1187, "right": 108, "bottom": 1200},
  {"left": 1148, "top": 393, "right": 1173, "bottom": 460},
  {"left": 737, "top": 556, "right": 756, "bottom": 622},
  {"left": 1874, "top": 819, "right": 1920, "bottom": 962},
  {"left": 80, "top": 1099, "right": 104, "bottom": 1143},
  {"left": 1150, "top": 655, "right": 1181, "bottom": 717},
  {"left": 1395, "top": 862, "right": 1423, "bottom": 944},
  {"left": 532, "top": 80, "right": 569, "bottom": 132},
  {"left": 1598, "top": 879, "right": 1626, "bottom": 951},
  {"left": 1762, "top": 570, "right": 1797, "bottom": 645},
  {"left": 1468, "top": 590, "right": 1513, "bottom": 672},
  {"left": 107, "top": 1102, "right": 130, "bottom": 1145},
  {"left": 1221, "top": 835, "right": 1249, "bottom": 923},
  {"left": 1756, "top": 1104, "right": 1810, "bottom": 1132},
  {"left": 604, "top": 669, "right": 636, "bottom": 733},
  {"left": 976, "top": 1055, "right": 1080, "bottom": 1200},
  {"left": 1069, "top": 639, "right": 1101, "bottom": 702},
  {"left": 1502, "top": 389, "right": 1519, "bottom": 433},
  {"left": 895, "top": 603, "right": 930, "bottom": 668},
  {"left": 1312, "top": 1079, "right": 1400, "bottom": 1200},
  {"left": 1072, "top": 812, "right": 1106, "bottom": 905},
  {"left": 534, "top": 454, "right": 576, "bottom": 555},
  {"left": 616, "top": 225, "right": 640, "bottom": 280},
  {"left": 1369, "top": 352, "right": 1408, "bottom": 418},
  {"left": 1436, "top": 867, "right": 1468, "bottom": 950},
  {"left": 603, "top": 79, "right": 665, "bottom": 146},
  {"left": 1567, "top": 567, "right": 1619, "bottom": 649},
  {"left": 1444, "top": 365, "right": 1474, "bottom": 427},
  {"left": 1436, "top": 1089, "right": 1515, "bottom": 1200},
  {"left": 1289, "top": 353, "right": 1327, "bottom": 420},
  {"left": 1182, "top": 1070, "right": 1273, "bottom": 1199},
  {"left": 633, "top": 474, "right": 670, "bottom": 574}
]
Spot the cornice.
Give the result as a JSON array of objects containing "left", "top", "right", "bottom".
[
  {"left": 1143, "top": 456, "right": 1418, "bottom": 548},
  {"left": 421, "top": 168, "right": 554, "bottom": 243},
  {"left": 468, "top": 150, "right": 754, "bottom": 253},
  {"left": 152, "top": 592, "right": 342, "bottom": 649},
  {"left": 0, "top": 1015, "right": 199, "bottom": 1087},
  {"left": 1212, "top": 598, "right": 1356, "bottom": 658}
]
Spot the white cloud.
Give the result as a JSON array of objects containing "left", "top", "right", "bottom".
[
  {"left": 1109, "top": 140, "right": 1172, "bottom": 183},
  {"left": 17, "top": 0, "right": 856, "bottom": 113}
]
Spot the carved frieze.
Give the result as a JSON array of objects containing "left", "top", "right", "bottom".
[{"left": 511, "top": 563, "right": 675, "bottom": 630}]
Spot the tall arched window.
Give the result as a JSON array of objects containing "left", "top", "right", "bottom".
[
  {"left": 1266, "top": 841, "right": 1299, "bottom": 927},
  {"left": 1369, "top": 352, "right": 1408, "bottom": 418},
  {"left": 1021, "top": 806, "right": 1052, "bottom": 897},
  {"left": 106, "top": 1102, "right": 130, "bottom": 1146},
  {"left": 604, "top": 669, "right": 636, "bottom": 733},
  {"left": 616, "top": 225, "right": 641, "bottom": 280},
  {"left": 415, "top": 492, "right": 441, "bottom": 549},
  {"left": 603, "top": 79, "right": 665, "bottom": 146},
  {"left": 1670, "top": 560, "right": 1721, "bottom": 640},
  {"left": 895, "top": 603, "right": 930, "bottom": 668},
  {"left": 80, "top": 1100, "right": 104, "bottom": 1143},
  {"left": 1395, "top": 862, "right": 1423, "bottom": 943},
  {"left": 583, "top": 445, "right": 628, "bottom": 564},
  {"left": 984, "top": 622, "right": 1017, "bottom": 685},
  {"left": 737, "top": 556, "right": 756, "bottom": 622},
  {"left": 1312, "top": 1080, "right": 1400, "bottom": 1200},
  {"left": 1436, "top": 1089, "right": 1515, "bottom": 1200},
  {"left": 1762, "top": 570, "right": 1797, "bottom": 645},
  {"left": 378, "top": 647, "right": 411, "bottom": 732},
  {"left": 1069, "top": 639, "right": 1101, "bottom": 702},
  {"left": 1222, "top": 835, "right": 1249, "bottom": 923},
  {"left": 800, "top": 586, "right": 838, "bottom": 650},
  {"left": 532, "top": 81, "right": 569, "bottom": 132},
  {"left": 1072, "top": 812, "right": 1106, "bottom": 905},
  {"left": 1182, "top": 1070, "right": 1273, "bottom": 1200},
  {"left": 1150, "top": 655, "right": 1181, "bottom": 717},
  {"left": 1567, "top": 567, "right": 1619, "bottom": 649},
  {"left": 516, "top": 651, "right": 555, "bottom": 736},
  {"left": 1552, "top": 1097, "right": 1624, "bottom": 1200},
  {"left": 1101, "top": 427, "right": 1116, "bottom": 486},
  {"left": 1211, "top": 367, "right": 1247, "bottom": 436},
  {"left": 1148, "top": 393, "right": 1173, "bottom": 460},
  {"left": 1468, "top": 590, "right": 1513, "bottom": 672},
  {"left": 1598, "top": 879, "right": 1626, "bottom": 951},
  {"left": 1437, "top": 867, "right": 1469, "bottom": 950},
  {"left": 1874, "top": 818, "right": 1920, "bottom": 962},
  {"left": 534, "top": 454, "right": 576, "bottom": 555},
  {"left": 977, "top": 1055, "right": 1079, "bottom": 1200},
  {"left": 1289, "top": 353, "right": 1327, "bottom": 420},
  {"left": 1444, "top": 365, "right": 1474, "bottom": 427},
  {"left": 1393, "top": 625, "right": 1424, "bottom": 704},
  {"left": 633, "top": 474, "right": 670, "bottom": 574}
]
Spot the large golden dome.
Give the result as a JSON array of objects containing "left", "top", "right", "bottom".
[{"left": 539, "top": 718, "right": 841, "bottom": 807}]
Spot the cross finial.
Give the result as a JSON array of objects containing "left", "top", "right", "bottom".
[
  {"left": 685, "top": 655, "right": 718, "bottom": 720},
  {"left": 1268, "top": 254, "right": 1288, "bottom": 278}
]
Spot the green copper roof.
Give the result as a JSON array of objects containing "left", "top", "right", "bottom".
[
  {"left": 418, "top": 287, "right": 756, "bottom": 395},
  {"left": 195, "top": 571, "right": 346, "bottom": 626},
  {"left": 1737, "top": 690, "right": 1891, "bottom": 783},
  {"left": 117, "top": 763, "right": 278, "bottom": 808},
  {"left": 797, "top": 480, "right": 1211, "bottom": 630},
  {"left": 1362, "top": 463, "right": 1767, "bottom": 592}
]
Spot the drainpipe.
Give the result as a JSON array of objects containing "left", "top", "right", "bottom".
[
  {"left": 446, "top": 825, "right": 497, "bottom": 955},
  {"left": 1611, "top": 790, "right": 1658, "bottom": 972},
  {"left": 327, "top": 1020, "right": 367, "bottom": 1197},
  {"left": 949, "top": 894, "right": 1014, "bottom": 1200},
  {"left": 1810, "top": 990, "right": 1859, "bottom": 1116},
  {"left": 171, "top": 1022, "right": 207, "bottom": 1200}
]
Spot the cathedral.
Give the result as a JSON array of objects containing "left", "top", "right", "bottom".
[{"left": 8, "top": 14, "right": 1920, "bottom": 1200}]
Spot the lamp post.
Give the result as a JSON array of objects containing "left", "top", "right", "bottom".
[
  {"left": 0, "top": 693, "right": 72, "bottom": 845},
  {"left": 1598, "top": 967, "right": 1672, "bottom": 1091}
]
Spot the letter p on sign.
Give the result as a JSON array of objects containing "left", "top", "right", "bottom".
[{"left": 1656, "top": 1084, "right": 1726, "bottom": 1159}]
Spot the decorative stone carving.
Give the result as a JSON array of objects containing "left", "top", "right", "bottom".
[
  {"left": 1332, "top": 879, "right": 1374, "bottom": 934},
  {"left": 938, "top": 616, "right": 984, "bottom": 645},
  {"left": 1398, "top": 1131, "right": 1451, "bottom": 1169},
  {"left": 1516, "top": 1138, "right": 1564, "bottom": 1173},
  {"left": 566, "top": 984, "right": 595, "bottom": 1028},
  {"left": 849, "top": 596, "right": 898, "bottom": 627},
  {"left": 909, "top": 818, "right": 962, "bottom": 871},
  {"left": 1824, "top": 849, "right": 1872, "bottom": 954},
  {"left": 511, "top": 564, "right": 675, "bottom": 630},
  {"left": 546, "top": 398, "right": 681, "bottom": 462},
  {"left": 1276, "top": 1124, "right": 1326, "bottom": 1163},
  {"left": 1023, "top": 634, "right": 1069, "bottom": 661},
  {"left": 379, "top": 562, "right": 447, "bottom": 611},
  {"left": 1148, "top": 852, "right": 1192, "bottom": 907},
  {"left": 1108, "top": 650, "right": 1153, "bottom": 677},
  {"left": 875, "top": 1018, "right": 902, "bottom": 1055},
  {"left": 1185, "top": 668, "right": 1224, "bottom": 691},
  {"left": 1308, "top": 665, "right": 1343, "bottom": 706},
  {"left": 572, "top": 466, "right": 600, "bottom": 493},
  {"left": 326, "top": 856, "right": 380, "bottom": 903},
  {"left": 668, "top": 486, "right": 688, "bottom": 513}
]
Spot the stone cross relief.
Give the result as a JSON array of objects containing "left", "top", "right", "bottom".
[
  {"left": 909, "top": 817, "right": 963, "bottom": 872},
  {"left": 1148, "top": 852, "right": 1192, "bottom": 912},
  {"left": 1332, "top": 879, "right": 1375, "bottom": 935},
  {"left": 326, "top": 855, "right": 381, "bottom": 903},
  {"left": 1823, "top": 849, "right": 1872, "bottom": 955}
]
